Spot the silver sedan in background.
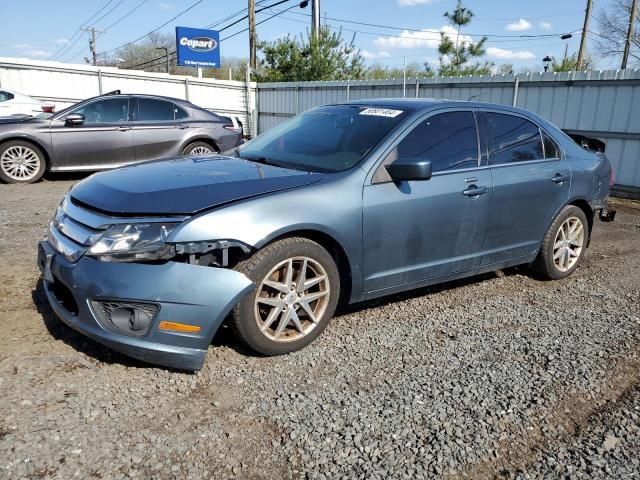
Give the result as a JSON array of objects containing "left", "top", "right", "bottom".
[{"left": 0, "top": 90, "right": 243, "bottom": 183}]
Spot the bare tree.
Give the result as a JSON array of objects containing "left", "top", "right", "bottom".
[{"left": 595, "top": 0, "right": 640, "bottom": 66}]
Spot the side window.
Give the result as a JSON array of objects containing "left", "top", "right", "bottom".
[
  {"left": 393, "top": 111, "right": 479, "bottom": 173},
  {"left": 0, "top": 91, "right": 14, "bottom": 102},
  {"left": 137, "top": 98, "right": 187, "bottom": 121},
  {"left": 485, "top": 112, "right": 544, "bottom": 165},
  {"left": 174, "top": 104, "right": 188, "bottom": 120},
  {"left": 71, "top": 98, "right": 129, "bottom": 124},
  {"left": 542, "top": 131, "right": 560, "bottom": 159}
]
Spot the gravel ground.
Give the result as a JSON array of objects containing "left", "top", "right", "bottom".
[{"left": 1, "top": 178, "right": 639, "bottom": 479}]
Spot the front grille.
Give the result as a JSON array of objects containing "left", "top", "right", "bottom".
[{"left": 90, "top": 300, "right": 159, "bottom": 337}]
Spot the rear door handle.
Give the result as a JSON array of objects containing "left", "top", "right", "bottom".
[
  {"left": 462, "top": 186, "right": 488, "bottom": 197},
  {"left": 118, "top": 125, "right": 132, "bottom": 131},
  {"left": 177, "top": 124, "right": 190, "bottom": 129},
  {"left": 552, "top": 173, "right": 569, "bottom": 183}
]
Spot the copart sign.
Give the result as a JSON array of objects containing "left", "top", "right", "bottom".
[{"left": 176, "top": 26, "right": 220, "bottom": 68}]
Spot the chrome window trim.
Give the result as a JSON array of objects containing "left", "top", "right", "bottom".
[
  {"left": 368, "top": 107, "right": 482, "bottom": 185},
  {"left": 478, "top": 107, "right": 565, "bottom": 163}
]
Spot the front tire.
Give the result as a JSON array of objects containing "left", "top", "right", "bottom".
[
  {"left": 532, "top": 205, "right": 589, "bottom": 280},
  {"left": 0, "top": 141, "right": 46, "bottom": 184},
  {"left": 231, "top": 237, "right": 340, "bottom": 356}
]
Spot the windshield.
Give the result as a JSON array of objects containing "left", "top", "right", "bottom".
[{"left": 240, "top": 105, "right": 409, "bottom": 172}]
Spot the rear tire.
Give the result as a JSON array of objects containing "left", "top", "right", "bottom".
[
  {"left": 231, "top": 237, "right": 340, "bottom": 356},
  {"left": 182, "top": 141, "right": 216, "bottom": 156},
  {"left": 0, "top": 140, "right": 46, "bottom": 184},
  {"left": 532, "top": 205, "right": 589, "bottom": 280}
]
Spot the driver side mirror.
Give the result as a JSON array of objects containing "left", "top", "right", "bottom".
[
  {"left": 385, "top": 158, "right": 432, "bottom": 182},
  {"left": 65, "top": 113, "right": 85, "bottom": 127}
]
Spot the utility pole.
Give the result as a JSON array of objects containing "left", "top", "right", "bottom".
[
  {"left": 311, "top": 0, "right": 320, "bottom": 39},
  {"left": 81, "top": 27, "right": 103, "bottom": 66},
  {"left": 576, "top": 0, "right": 593, "bottom": 70},
  {"left": 622, "top": 0, "right": 638, "bottom": 69},
  {"left": 155, "top": 47, "right": 170, "bottom": 73},
  {"left": 248, "top": 0, "right": 256, "bottom": 70}
]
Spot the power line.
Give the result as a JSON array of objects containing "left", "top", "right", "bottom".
[
  {"left": 274, "top": 8, "right": 575, "bottom": 39},
  {"left": 92, "top": 0, "right": 126, "bottom": 27},
  {"left": 97, "top": 0, "right": 204, "bottom": 56},
  {"left": 51, "top": 0, "right": 114, "bottom": 59},
  {"left": 270, "top": 9, "right": 582, "bottom": 44},
  {"left": 102, "top": 0, "right": 148, "bottom": 31},
  {"left": 123, "top": 0, "right": 297, "bottom": 70}
]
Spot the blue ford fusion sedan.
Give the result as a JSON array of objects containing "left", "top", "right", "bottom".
[{"left": 38, "top": 99, "right": 614, "bottom": 370}]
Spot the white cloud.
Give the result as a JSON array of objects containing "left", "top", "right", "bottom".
[
  {"left": 538, "top": 21, "right": 552, "bottom": 30},
  {"left": 360, "top": 50, "right": 391, "bottom": 60},
  {"left": 373, "top": 25, "right": 472, "bottom": 50},
  {"left": 398, "top": 0, "right": 439, "bottom": 5},
  {"left": 55, "top": 38, "right": 69, "bottom": 44},
  {"left": 505, "top": 19, "right": 532, "bottom": 32},
  {"left": 26, "top": 49, "right": 52, "bottom": 58},
  {"left": 487, "top": 47, "right": 535, "bottom": 60},
  {"left": 11, "top": 43, "right": 52, "bottom": 58},
  {"left": 157, "top": 2, "right": 173, "bottom": 10}
]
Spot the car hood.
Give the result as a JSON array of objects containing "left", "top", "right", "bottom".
[{"left": 70, "top": 156, "right": 323, "bottom": 215}]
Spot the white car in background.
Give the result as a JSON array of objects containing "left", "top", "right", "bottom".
[{"left": 0, "top": 89, "right": 54, "bottom": 117}]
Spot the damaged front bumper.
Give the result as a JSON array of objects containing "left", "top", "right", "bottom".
[{"left": 38, "top": 241, "right": 254, "bottom": 370}]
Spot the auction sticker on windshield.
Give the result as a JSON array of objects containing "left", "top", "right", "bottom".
[{"left": 359, "top": 108, "right": 403, "bottom": 117}]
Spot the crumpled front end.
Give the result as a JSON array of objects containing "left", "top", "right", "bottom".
[{"left": 37, "top": 196, "right": 255, "bottom": 370}]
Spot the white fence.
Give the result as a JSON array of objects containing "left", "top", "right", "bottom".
[
  {"left": 0, "top": 58, "right": 257, "bottom": 136},
  {"left": 258, "top": 71, "right": 640, "bottom": 195}
]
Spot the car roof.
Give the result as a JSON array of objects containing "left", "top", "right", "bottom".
[{"left": 344, "top": 97, "right": 532, "bottom": 116}]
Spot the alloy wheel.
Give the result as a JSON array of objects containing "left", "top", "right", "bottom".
[
  {"left": 553, "top": 216, "right": 585, "bottom": 272},
  {"left": 188, "top": 146, "right": 213, "bottom": 155},
  {"left": 1, "top": 145, "right": 41, "bottom": 181},
  {"left": 254, "top": 256, "right": 330, "bottom": 342}
]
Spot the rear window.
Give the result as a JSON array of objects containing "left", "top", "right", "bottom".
[{"left": 137, "top": 98, "right": 188, "bottom": 121}]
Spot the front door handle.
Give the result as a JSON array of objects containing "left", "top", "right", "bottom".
[
  {"left": 462, "top": 185, "right": 488, "bottom": 197},
  {"left": 177, "top": 124, "right": 190, "bottom": 129},
  {"left": 552, "top": 173, "right": 569, "bottom": 184},
  {"left": 118, "top": 125, "right": 132, "bottom": 131}
]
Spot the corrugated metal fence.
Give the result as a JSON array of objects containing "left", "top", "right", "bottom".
[
  {"left": 258, "top": 70, "right": 640, "bottom": 193},
  {"left": 0, "top": 58, "right": 258, "bottom": 137}
]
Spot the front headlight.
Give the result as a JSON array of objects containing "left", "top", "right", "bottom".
[{"left": 88, "top": 223, "right": 178, "bottom": 262}]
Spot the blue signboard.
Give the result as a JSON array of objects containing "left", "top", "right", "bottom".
[{"left": 175, "top": 26, "right": 220, "bottom": 68}]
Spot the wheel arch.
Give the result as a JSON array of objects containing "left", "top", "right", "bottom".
[
  {"left": 0, "top": 136, "right": 51, "bottom": 169},
  {"left": 257, "top": 228, "right": 354, "bottom": 306},
  {"left": 180, "top": 136, "right": 220, "bottom": 154},
  {"left": 568, "top": 198, "right": 594, "bottom": 246}
]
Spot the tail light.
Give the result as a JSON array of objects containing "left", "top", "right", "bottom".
[
  {"left": 41, "top": 105, "right": 54, "bottom": 113},
  {"left": 223, "top": 124, "right": 241, "bottom": 133}
]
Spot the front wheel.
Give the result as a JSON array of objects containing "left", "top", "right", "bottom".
[
  {"left": 532, "top": 205, "right": 589, "bottom": 280},
  {"left": 0, "top": 141, "right": 46, "bottom": 184},
  {"left": 231, "top": 237, "right": 340, "bottom": 355}
]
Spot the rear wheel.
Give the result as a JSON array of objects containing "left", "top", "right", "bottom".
[
  {"left": 0, "top": 141, "right": 46, "bottom": 184},
  {"left": 182, "top": 141, "right": 215, "bottom": 156},
  {"left": 231, "top": 237, "right": 340, "bottom": 355},
  {"left": 532, "top": 205, "right": 589, "bottom": 280}
]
